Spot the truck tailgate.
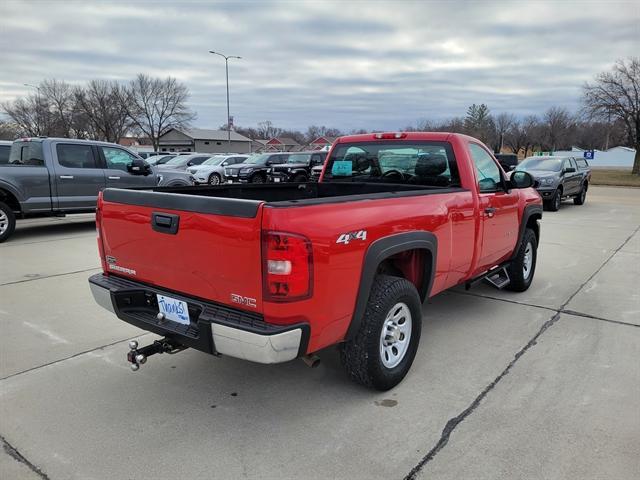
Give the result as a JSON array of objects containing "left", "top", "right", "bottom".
[{"left": 98, "top": 189, "right": 265, "bottom": 313}]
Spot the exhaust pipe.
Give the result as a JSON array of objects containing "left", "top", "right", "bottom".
[{"left": 301, "top": 354, "right": 320, "bottom": 368}]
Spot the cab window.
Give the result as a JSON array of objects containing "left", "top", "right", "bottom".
[
  {"left": 323, "top": 141, "right": 460, "bottom": 187},
  {"left": 469, "top": 143, "right": 502, "bottom": 193},
  {"left": 57, "top": 144, "right": 98, "bottom": 169},
  {"left": 101, "top": 146, "right": 137, "bottom": 171}
]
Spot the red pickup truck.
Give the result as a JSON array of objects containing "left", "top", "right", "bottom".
[{"left": 89, "top": 132, "right": 542, "bottom": 390}]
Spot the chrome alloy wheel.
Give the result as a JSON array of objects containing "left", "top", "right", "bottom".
[
  {"left": 0, "top": 209, "right": 8, "bottom": 236},
  {"left": 379, "top": 302, "right": 412, "bottom": 369},
  {"left": 523, "top": 241, "right": 533, "bottom": 280}
]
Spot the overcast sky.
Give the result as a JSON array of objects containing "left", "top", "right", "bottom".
[{"left": 1, "top": 0, "right": 638, "bottom": 131}]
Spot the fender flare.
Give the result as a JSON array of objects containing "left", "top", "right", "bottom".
[
  {"left": 510, "top": 204, "right": 543, "bottom": 261},
  {"left": 0, "top": 181, "right": 23, "bottom": 210},
  {"left": 345, "top": 231, "right": 437, "bottom": 340}
]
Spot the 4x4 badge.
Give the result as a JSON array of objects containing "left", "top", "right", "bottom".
[{"left": 336, "top": 230, "right": 367, "bottom": 245}]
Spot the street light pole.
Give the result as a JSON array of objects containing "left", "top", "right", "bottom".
[{"left": 209, "top": 51, "right": 241, "bottom": 150}]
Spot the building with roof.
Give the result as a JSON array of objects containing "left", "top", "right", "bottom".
[
  {"left": 158, "top": 128, "right": 253, "bottom": 154},
  {"left": 308, "top": 136, "right": 337, "bottom": 150},
  {"left": 263, "top": 137, "right": 301, "bottom": 152},
  {"left": 118, "top": 136, "right": 154, "bottom": 153}
]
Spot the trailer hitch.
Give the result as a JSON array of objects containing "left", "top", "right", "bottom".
[{"left": 127, "top": 338, "right": 187, "bottom": 371}]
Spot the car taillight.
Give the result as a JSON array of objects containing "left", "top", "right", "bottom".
[
  {"left": 373, "top": 132, "right": 407, "bottom": 139},
  {"left": 262, "top": 231, "right": 313, "bottom": 302}
]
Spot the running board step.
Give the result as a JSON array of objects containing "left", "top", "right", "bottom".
[{"left": 483, "top": 267, "right": 510, "bottom": 289}]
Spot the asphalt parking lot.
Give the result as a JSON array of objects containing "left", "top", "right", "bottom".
[{"left": 0, "top": 186, "right": 638, "bottom": 480}]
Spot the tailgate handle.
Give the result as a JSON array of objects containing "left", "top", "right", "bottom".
[{"left": 151, "top": 212, "right": 180, "bottom": 235}]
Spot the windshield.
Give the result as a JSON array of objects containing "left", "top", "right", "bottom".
[
  {"left": 323, "top": 141, "right": 460, "bottom": 187},
  {"left": 202, "top": 156, "right": 226, "bottom": 166},
  {"left": 242, "top": 154, "right": 270, "bottom": 165},
  {"left": 286, "top": 154, "right": 312, "bottom": 164},
  {"left": 164, "top": 156, "right": 190, "bottom": 166},
  {"left": 146, "top": 155, "right": 174, "bottom": 165},
  {"left": 517, "top": 158, "right": 563, "bottom": 172}
]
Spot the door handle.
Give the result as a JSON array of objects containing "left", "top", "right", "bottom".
[
  {"left": 59, "top": 175, "right": 74, "bottom": 179},
  {"left": 484, "top": 207, "right": 496, "bottom": 218},
  {"left": 151, "top": 212, "right": 180, "bottom": 235},
  {"left": 108, "top": 176, "right": 121, "bottom": 180}
]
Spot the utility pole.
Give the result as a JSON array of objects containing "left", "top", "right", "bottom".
[{"left": 209, "top": 51, "right": 241, "bottom": 149}]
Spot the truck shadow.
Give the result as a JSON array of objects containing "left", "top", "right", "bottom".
[{"left": 7, "top": 218, "right": 96, "bottom": 243}]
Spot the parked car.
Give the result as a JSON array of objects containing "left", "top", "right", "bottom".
[
  {"left": 224, "top": 152, "right": 290, "bottom": 183},
  {"left": 187, "top": 154, "right": 249, "bottom": 185},
  {"left": 156, "top": 153, "right": 213, "bottom": 171},
  {"left": 516, "top": 156, "right": 591, "bottom": 211},
  {"left": 89, "top": 132, "right": 542, "bottom": 390},
  {"left": 145, "top": 154, "right": 176, "bottom": 166},
  {"left": 267, "top": 151, "right": 327, "bottom": 183},
  {"left": 495, "top": 153, "right": 518, "bottom": 171},
  {"left": 0, "top": 137, "right": 157, "bottom": 242},
  {"left": 0, "top": 140, "right": 12, "bottom": 164}
]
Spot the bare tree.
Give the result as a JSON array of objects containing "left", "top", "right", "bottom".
[
  {"left": 256, "top": 120, "right": 282, "bottom": 139},
  {"left": 505, "top": 115, "right": 539, "bottom": 158},
  {"left": 0, "top": 120, "right": 20, "bottom": 140},
  {"left": 494, "top": 112, "right": 516, "bottom": 153},
  {"left": 542, "top": 106, "right": 574, "bottom": 151},
  {"left": 583, "top": 57, "right": 640, "bottom": 174},
  {"left": 75, "top": 80, "right": 130, "bottom": 143},
  {"left": 119, "top": 74, "right": 195, "bottom": 151},
  {"left": 3, "top": 94, "right": 51, "bottom": 136},
  {"left": 39, "top": 79, "right": 76, "bottom": 137}
]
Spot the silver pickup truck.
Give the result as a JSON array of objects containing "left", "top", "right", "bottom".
[{"left": 0, "top": 137, "right": 161, "bottom": 242}]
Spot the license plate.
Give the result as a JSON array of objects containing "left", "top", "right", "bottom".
[
  {"left": 274, "top": 177, "right": 281, "bottom": 183},
  {"left": 156, "top": 294, "right": 190, "bottom": 325}
]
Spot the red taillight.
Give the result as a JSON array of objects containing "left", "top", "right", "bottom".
[
  {"left": 262, "top": 231, "right": 313, "bottom": 302},
  {"left": 96, "top": 192, "right": 107, "bottom": 272},
  {"left": 373, "top": 132, "right": 407, "bottom": 139}
]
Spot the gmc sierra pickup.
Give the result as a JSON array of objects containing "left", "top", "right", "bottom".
[{"left": 89, "top": 132, "right": 542, "bottom": 390}]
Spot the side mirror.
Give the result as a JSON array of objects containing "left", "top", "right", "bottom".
[
  {"left": 127, "top": 158, "right": 151, "bottom": 175},
  {"left": 509, "top": 171, "right": 535, "bottom": 189},
  {"left": 563, "top": 167, "right": 576, "bottom": 174},
  {"left": 222, "top": 161, "right": 228, "bottom": 166}
]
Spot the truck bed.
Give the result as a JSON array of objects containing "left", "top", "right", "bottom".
[{"left": 104, "top": 182, "right": 461, "bottom": 215}]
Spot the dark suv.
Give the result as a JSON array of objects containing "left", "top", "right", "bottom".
[
  {"left": 267, "top": 151, "right": 327, "bottom": 183},
  {"left": 224, "top": 152, "right": 290, "bottom": 183}
]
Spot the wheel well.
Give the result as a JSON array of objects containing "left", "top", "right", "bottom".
[
  {"left": 526, "top": 214, "right": 541, "bottom": 244},
  {"left": 0, "top": 188, "right": 21, "bottom": 213},
  {"left": 376, "top": 248, "right": 432, "bottom": 302}
]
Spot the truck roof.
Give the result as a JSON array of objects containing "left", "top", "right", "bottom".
[
  {"left": 16, "top": 137, "right": 127, "bottom": 148},
  {"left": 335, "top": 132, "right": 458, "bottom": 144}
]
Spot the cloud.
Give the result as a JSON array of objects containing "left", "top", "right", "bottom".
[{"left": 1, "top": 0, "right": 638, "bottom": 131}]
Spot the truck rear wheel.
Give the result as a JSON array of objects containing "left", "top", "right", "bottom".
[
  {"left": 0, "top": 201, "right": 16, "bottom": 243},
  {"left": 505, "top": 228, "right": 537, "bottom": 292},
  {"left": 340, "top": 275, "right": 422, "bottom": 391},
  {"left": 573, "top": 182, "right": 587, "bottom": 205}
]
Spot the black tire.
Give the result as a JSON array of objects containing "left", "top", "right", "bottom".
[
  {"left": 505, "top": 228, "right": 537, "bottom": 292},
  {"left": 250, "top": 174, "right": 265, "bottom": 184},
  {"left": 208, "top": 173, "right": 221, "bottom": 185},
  {"left": 0, "top": 201, "right": 16, "bottom": 243},
  {"left": 546, "top": 187, "right": 562, "bottom": 211},
  {"left": 573, "top": 182, "right": 587, "bottom": 205},
  {"left": 340, "top": 275, "right": 422, "bottom": 391},
  {"left": 292, "top": 174, "right": 307, "bottom": 183}
]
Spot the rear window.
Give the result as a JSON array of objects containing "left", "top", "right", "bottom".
[
  {"left": 575, "top": 158, "right": 589, "bottom": 168},
  {"left": 7, "top": 141, "right": 45, "bottom": 166},
  {"left": 0, "top": 145, "right": 10, "bottom": 164},
  {"left": 323, "top": 141, "right": 460, "bottom": 187}
]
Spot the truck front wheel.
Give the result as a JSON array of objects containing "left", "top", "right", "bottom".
[
  {"left": 505, "top": 228, "right": 537, "bottom": 292},
  {"left": 340, "top": 275, "right": 422, "bottom": 391},
  {"left": 0, "top": 201, "right": 16, "bottom": 243}
]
